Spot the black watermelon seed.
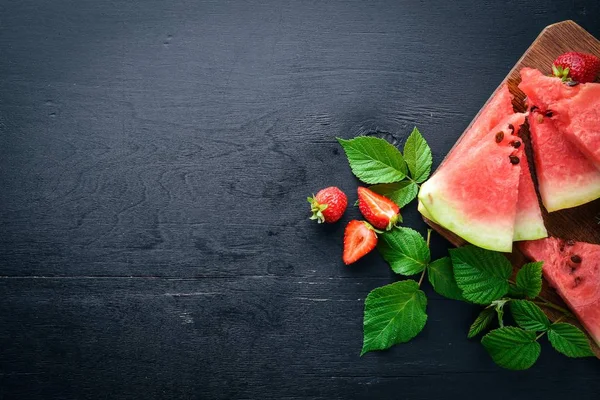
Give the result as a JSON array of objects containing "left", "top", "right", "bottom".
[
  {"left": 510, "top": 141, "right": 521, "bottom": 148},
  {"left": 530, "top": 105, "right": 539, "bottom": 112},
  {"left": 509, "top": 155, "right": 520, "bottom": 164},
  {"left": 508, "top": 124, "right": 515, "bottom": 134},
  {"left": 571, "top": 255, "right": 582, "bottom": 263},
  {"left": 495, "top": 131, "right": 504, "bottom": 143},
  {"left": 566, "top": 80, "right": 579, "bottom": 87},
  {"left": 545, "top": 110, "right": 554, "bottom": 117}
]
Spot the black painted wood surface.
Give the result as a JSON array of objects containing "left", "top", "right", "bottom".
[{"left": 1, "top": 1, "right": 599, "bottom": 399}]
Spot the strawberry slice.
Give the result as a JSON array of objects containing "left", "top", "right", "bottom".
[
  {"left": 343, "top": 220, "right": 378, "bottom": 265},
  {"left": 357, "top": 187, "right": 401, "bottom": 230}
]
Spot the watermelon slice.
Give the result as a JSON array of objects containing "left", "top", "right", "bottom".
[
  {"left": 527, "top": 113, "right": 600, "bottom": 211},
  {"left": 418, "top": 113, "right": 526, "bottom": 252},
  {"left": 513, "top": 152, "right": 547, "bottom": 241},
  {"left": 519, "top": 68, "right": 581, "bottom": 110},
  {"left": 520, "top": 238, "right": 600, "bottom": 346},
  {"left": 552, "top": 84, "right": 600, "bottom": 168},
  {"left": 418, "top": 85, "right": 514, "bottom": 223},
  {"left": 421, "top": 122, "right": 546, "bottom": 242}
]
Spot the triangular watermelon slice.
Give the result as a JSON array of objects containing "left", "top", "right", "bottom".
[
  {"left": 418, "top": 85, "right": 514, "bottom": 223},
  {"left": 418, "top": 113, "right": 526, "bottom": 252},
  {"left": 421, "top": 120, "right": 546, "bottom": 242},
  {"left": 527, "top": 112, "right": 600, "bottom": 211},
  {"left": 513, "top": 152, "right": 547, "bottom": 241},
  {"left": 551, "top": 84, "right": 600, "bottom": 168},
  {"left": 520, "top": 238, "right": 600, "bottom": 346}
]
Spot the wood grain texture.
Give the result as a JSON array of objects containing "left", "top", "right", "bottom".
[
  {"left": 421, "top": 21, "right": 600, "bottom": 356},
  {"left": 1, "top": 1, "right": 600, "bottom": 399}
]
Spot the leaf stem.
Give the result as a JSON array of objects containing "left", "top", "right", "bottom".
[
  {"left": 532, "top": 300, "right": 572, "bottom": 317},
  {"left": 426, "top": 229, "right": 432, "bottom": 248},
  {"left": 507, "top": 279, "right": 573, "bottom": 317},
  {"left": 536, "top": 315, "right": 566, "bottom": 340},
  {"left": 418, "top": 269, "right": 426, "bottom": 287}
]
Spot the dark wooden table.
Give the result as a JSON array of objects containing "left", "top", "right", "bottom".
[{"left": 1, "top": 1, "right": 599, "bottom": 399}]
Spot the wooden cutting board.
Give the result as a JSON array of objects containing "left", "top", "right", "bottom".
[{"left": 422, "top": 20, "right": 600, "bottom": 357}]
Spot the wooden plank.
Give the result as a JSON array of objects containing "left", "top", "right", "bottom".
[{"left": 422, "top": 20, "right": 600, "bottom": 357}]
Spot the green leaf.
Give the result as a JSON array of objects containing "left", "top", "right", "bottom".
[
  {"left": 468, "top": 308, "right": 495, "bottom": 338},
  {"left": 481, "top": 327, "right": 541, "bottom": 370},
  {"left": 427, "top": 257, "right": 464, "bottom": 301},
  {"left": 403, "top": 127, "right": 432, "bottom": 183},
  {"left": 548, "top": 323, "right": 595, "bottom": 358},
  {"left": 337, "top": 137, "right": 407, "bottom": 184},
  {"left": 449, "top": 246, "right": 512, "bottom": 304},
  {"left": 361, "top": 280, "right": 428, "bottom": 355},
  {"left": 377, "top": 228, "right": 430, "bottom": 275},
  {"left": 510, "top": 300, "right": 550, "bottom": 331},
  {"left": 369, "top": 181, "right": 418, "bottom": 208},
  {"left": 515, "top": 262, "right": 543, "bottom": 298}
]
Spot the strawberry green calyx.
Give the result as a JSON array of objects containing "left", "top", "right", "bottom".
[
  {"left": 386, "top": 213, "right": 403, "bottom": 231},
  {"left": 552, "top": 64, "right": 571, "bottom": 82},
  {"left": 307, "top": 196, "right": 329, "bottom": 223}
]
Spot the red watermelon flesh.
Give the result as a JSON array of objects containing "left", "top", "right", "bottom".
[
  {"left": 520, "top": 238, "right": 600, "bottom": 346},
  {"left": 552, "top": 83, "right": 600, "bottom": 168},
  {"left": 419, "top": 113, "right": 526, "bottom": 252},
  {"left": 519, "top": 68, "right": 581, "bottom": 111},
  {"left": 513, "top": 151, "right": 547, "bottom": 241},
  {"left": 442, "top": 84, "right": 514, "bottom": 167},
  {"left": 419, "top": 85, "right": 515, "bottom": 224},
  {"left": 528, "top": 113, "right": 600, "bottom": 211}
]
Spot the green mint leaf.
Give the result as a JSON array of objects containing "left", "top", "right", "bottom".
[
  {"left": 449, "top": 246, "right": 512, "bottom": 304},
  {"left": 377, "top": 228, "right": 430, "bottom": 275},
  {"left": 337, "top": 137, "right": 407, "bottom": 184},
  {"left": 427, "top": 257, "right": 464, "bottom": 301},
  {"left": 481, "top": 327, "right": 541, "bottom": 370},
  {"left": 515, "top": 262, "right": 543, "bottom": 298},
  {"left": 369, "top": 181, "right": 418, "bottom": 208},
  {"left": 509, "top": 300, "right": 550, "bottom": 331},
  {"left": 468, "top": 307, "right": 495, "bottom": 338},
  {"left": 403, "top": 127, "right": 432, "bottom": 183},
  {"left": 548, "top": 323, "right": 595, "bottom": 358},
  {"left": 361, "top": 280, "right": 427, "bottom": 355}
]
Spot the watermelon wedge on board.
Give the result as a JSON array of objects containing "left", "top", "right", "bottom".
[
  {"left": 418, "top": 85, "right": 515, "bottom": 224},
  {"left": 418, "top": 113, "right": 526, "bottom": 252},
  {"left": 520, "top": 237, "right": 600, "bottom": 346},
  {"left": 527, "top": 112, "right": 600, "bottom": 212},
  {"left": 552, "top": 84, "right": 600, "bottom": 169},
  {"left": 513, "top": 152, "right": 547, "bottom": 241},
  {"left": 420, "top": 121, "right": 547, "bottom": 242}
]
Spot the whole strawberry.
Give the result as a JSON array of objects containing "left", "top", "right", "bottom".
[
  {"left": 307, "top": 186, "right": 347, "bottom": 223},
  {"left": 357, "top": 187, "right": 401, "bottom": 230},
  {"left": 552, "top": 51, "right": 600, "bottom": 83},
  {"left": 343, "top": 220, "right": 377, "bottom": 265}
]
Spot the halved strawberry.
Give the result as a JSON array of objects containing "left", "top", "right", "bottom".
[
  {"left": 357, "top": 187, "right": 401, "bottom": 230},
  {"left": 343, "top": 220, "right": 377, "bottom": 265}
]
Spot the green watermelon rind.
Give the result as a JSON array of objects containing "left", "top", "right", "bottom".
[
  {"left": 512, "top": 214, "right": 548, "bottom": 242},
  {"left": 418, "top": 181, "right": 514, "bottom": 253},
  {"left": 539, "top": 179, "right": 600, "bottom": 213}
]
